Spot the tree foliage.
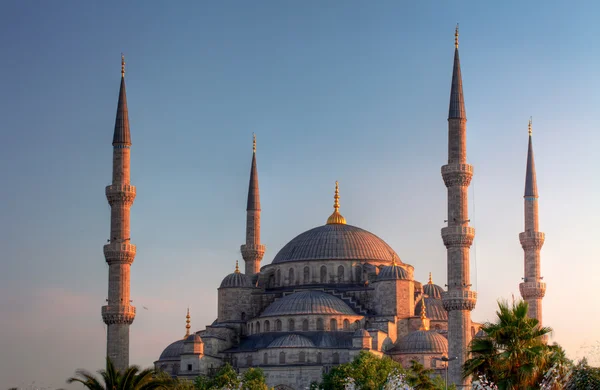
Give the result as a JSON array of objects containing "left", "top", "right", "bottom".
[
  {"left": 463, "top": 299, "right": 565, "bottom": 390},
  {"left": 564, "top": 358, "right": 600, "bottom": 389},
  {"left": 67, "top": 358, "right": 171, "bottom": 390},
  {"left": 193, "top": 365, "right": 267, "bottom": 390},
  {"left": 321, "top": 351, "right": 406, "bottom": 390}
]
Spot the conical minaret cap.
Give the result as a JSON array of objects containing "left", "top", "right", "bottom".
[
  {"left": 112, "top": 54, "right": 131, "bottom": 146},
  {"left": 525, "top": 119, "right": 538, "bottom": 197},
  {"left": 448, "top": 25, "right": 466, "bottom": 120},
  {"left": 246, "top": 134, "right": 260, "bottom": 211}
]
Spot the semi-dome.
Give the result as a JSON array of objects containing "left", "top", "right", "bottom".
[
  {"left": 397, "top": 330, "right": 448, "bottom": 354},
  {"left": 220, "top": 270, "right": 253, "bottom": 288},
  {"left": 158, "top": 339, "right": 185, "bottom": 360},
  {"left": 414, "top": 297, "right": 448, "bottom": 321},
  {"left": 268, "top": 334, "right": 316, "bottom": 348},
  {"left": 261, "top": 291, "right": 356, "bottom": 317},
  {"left": 377, "top": 264, "right": 409, "bottom": 281},
  {"left": 272, "top": 224, "right": 400, "bottom": 264}
]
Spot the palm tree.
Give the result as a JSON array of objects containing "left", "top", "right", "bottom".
[
  {"left": 67, "top": 357, "right": 172, "bottom": 390},
  {"left": 463, "top": 299, "right": 555, "bottom": 389},
  {"left": 406, "top": 360, "right": 437, "bottom": 390}
]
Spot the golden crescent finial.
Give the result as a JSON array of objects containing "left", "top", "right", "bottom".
[
  {"left": 121, "top": 53, "right": 125, "bottom": 77},
  {"left": 327, "top": 181, "right": 346, "bottom": 224},
  {"left": 421, "top": 298, "right": 427, "bottom": 320},
  {"left": 253, "top": 133, "right": 256, "bottom": 153},
  {"left": 528, "top": 117, "right": 532, "bottom": 136},
  {"left": 455, "top": 24, "right": 459, "bottom": 49},
  {"left": 235, "top": 260, "right": 240, "bottom": 273},
  {"left": 391, "top": 253, "right": 397, "bottom": 266},
  {"left": 428, "top": 272, "right": 433, "bottom": 284},
  {"left": 184, "top": 308, "right": 191, "bottom": 338}
]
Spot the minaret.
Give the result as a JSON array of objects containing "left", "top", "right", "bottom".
[
  {"left": 101, "top": 54, "right": 137, "bottom": 371},
  {"left": 241, "top": 134, "right": 265, "bottom": 275},
  {"left": 519, "top": 119, "right": 546, "bottom": 323},
  {"left": 441, "top": 26, "right": 477, "bottom": 388}
]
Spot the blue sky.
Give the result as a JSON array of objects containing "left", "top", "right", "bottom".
[{"left": 1, "top": 1, "right": 599, "bottom": 388}]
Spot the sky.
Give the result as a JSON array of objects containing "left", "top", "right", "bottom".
[{"left": 1, "top": 1, "right": 599, "bottom": 388}]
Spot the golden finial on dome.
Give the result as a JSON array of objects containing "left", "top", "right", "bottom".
[
  {"left": 253, "top": 133, "right": 256, "bottom": 153},
  {"left": 455, "top": 24, "right": 459, "bottom": 49},
  {"left": 121, "top": 53, "right": 125, "bottom": 77},
  {"left": 428, "top": 272, "right": 433, "bottom": 284},
  {"left": 235, "top": 260, "right": 240, "bottom": 274},
  {"left": 528, "top": 117, "right": 532, "bottom": 136},
  {"left": 326, "top": 181, "right": 347, "bottom": 225},
  {"left": 184, "top": 308, "right": 191, "bottom": 338},
  {"left": 391, "top": 253, "right": 397, "bottom": 266}
]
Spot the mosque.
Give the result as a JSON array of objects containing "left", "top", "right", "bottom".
[{"left": 101, "top": 28, "right": 546, "bottom": 389}]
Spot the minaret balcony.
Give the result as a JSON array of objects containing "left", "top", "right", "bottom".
[
  {"left": 519, "top": 231, "right": 545, "bottom": 249},
  {"left": 442, "top": 290, "right": 477, "bottom": 311},
  {"left": 441, "top": 164, "right": 473, "bottom": 187},
  {"left": 102, "top": 305, "right": 136, "bottom": 325},
  {"left": 441, "top": 226, "right": 475, "bottom": 247},
  {"left": 241, "top": 244, "right": 266, "bottom": 258},
  {"left": 104, "top": 242, "right": 136, "bottom": 264},
  {"left": 106, "top": 184, "right": 136, "bottom": 206},
  {"left": 519, "top": 281, "right": 546, "bottom": 299}
]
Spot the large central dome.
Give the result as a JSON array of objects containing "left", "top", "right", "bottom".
[{"left": 272, "top": 224, "right": 400, "bottom": 264}]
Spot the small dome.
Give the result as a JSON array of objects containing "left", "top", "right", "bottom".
[
  {"left": 220, "top": 272, "right": 253, "bottom": 288},
  {"left": 272, "top": 224, "right": 401, "bottom": 264},
  {"left": 397, "top": 330, "right": 448, "bottom": 354},
  {"left": 158, "top": 339, "right": 185, "bottom": 360},
  {"left": 268, "top": 334, "right": 316, "bottom": 348},
  {"left": 414, "top": 297, "right": 447, "bottom": 321},
  {"left": 185, "top": 333, "right": 203, "bottom": 343},
  {"left": 353, "top": 329, "right": 371, "bottom": 338},
  {"left": 261, "top": 291, "right": 356, "bottom": 317},
  {"left": 377, "top": 265, "right": 409, "bottom": 281},
  {"left": 423, "top": 283, "right": 445, "bottom": 299}
]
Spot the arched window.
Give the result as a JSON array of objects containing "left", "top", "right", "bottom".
[
  {"left": 316, "top": 318, "right": 324, "bottom": 330},
  {"left": 471, "top": 326, "right": 476, "bottom": 338},
  {"left": 276, "top": 319, "right": 282, "bottom": 331},
  {"left": 288, "top": 268, "right": 295, "bottom": 285},
  {"left": 343, "top": 319, "right": 350, "bottom": 330},
  {"left": 263, "top": 353, "right": 268, "bottom": 365},
  {"left": 265, "top": 320, "right": 270, "bottom": 332},
  {"left": 268, "top": 275, "right": 275, "bottom": 288},
  {"left": 247, "top": 355, "right": 253, "bottom": 367},
  {"left": 302, "top": 319, "right": 309, "bottom": 331},
  {"left": 250, "top": 323, "right": 254, "bottom": 334},
  {"left": 317, "top": 352, "right": 322, "bottom": 364},
  {"left": 338, "top": 265, "right": 344, "bottom": 282},
  {"left": 279, "top": 351, "right": 286, "bottom": 364},
  {"left": 288, "top": 318, "right": 295, "bottom": 331},
  {"left": 332, "top": 353, "right": 340, "bottom": 364},
  {"left": 355, "top": 265, "right": 362, "bottom": 282},
  {"left": 256, "top": 321, "right": 261, "bottom": 333},
  {"left": 330, "top": 318, "right": 337, "bottom": 330},
  {"left": 299, "top": 351, "right": 306, "bottom": 363},
  {"left": 354, "top": 320, "right": 360, "bottom": 330},
  {"left": 320, "top": 266, "right": 327, "bottom": 283},
  {"left": 304, "top": 266, "right": 310, "bottom": 284},
  {"left": 276, "top": 269, "right": 281, "bottom": 286}
]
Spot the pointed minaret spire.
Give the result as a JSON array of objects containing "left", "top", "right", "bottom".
[
  {"left": 113, "top": 54, "right": 131, "bottom": 147},
  {"left": 241, "top": 134, "right": 265, "bottom": 276},
  {"left": 524, "top": 118, "right": 538, "bottom": 197},
  {"left": 102, "top": 55, "right": 137, "bottom": 371},
  {"left": 184, "top": 308, "right": 191, "bottom": 338},
  {"left": 441, "top": 27, "right": 476, "bottom": 388},
  {"left": 449, "top": 24, "right": 466, "bottom": 120},
  {"left": 519, "top": 119, "right": 546, "bottom": 326}
]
